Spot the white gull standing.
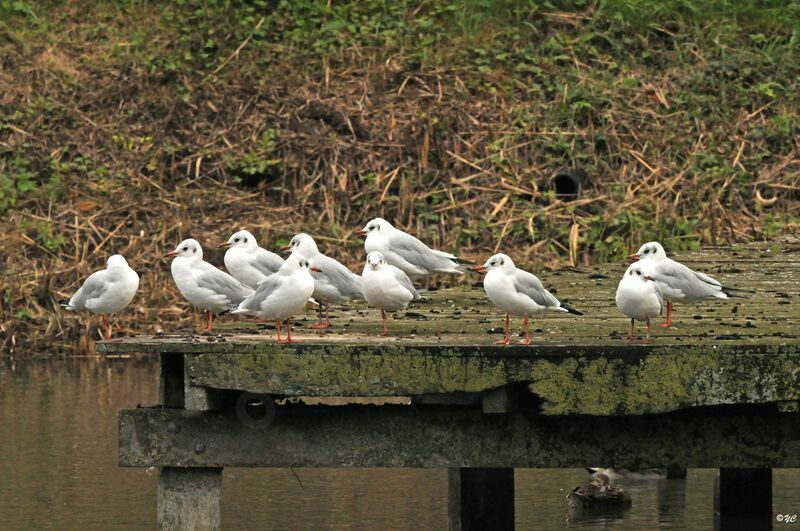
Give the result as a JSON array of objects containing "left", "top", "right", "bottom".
[
  {"left": 615, "top": 262, "right": 663, "bottom": 343},
  {"left": 217, "top": 229, "right": 284, "bottom": 289},
  {"left": 61, "top": 254, "right": 140, "bottom": 339},
  {"left": 167, "top": 238, "right": 253, "bottom": 331},
  {"left": 472, "top": 253, "right": 582, "bottom": 345},
  {"left": 232, "top": 254, "right": 319, "bottom": 343},
  {"left": 282, "top": 233, "right": 363, "bottom": 329},
  {"left": 629, "top": 241, "right": 744, "bottom": 327},
  {"left": 356, "top": 217, "right": 471, "bottom": 280},
  {"left": 361, "top": 251, "right": 420, "bottom": 336}
]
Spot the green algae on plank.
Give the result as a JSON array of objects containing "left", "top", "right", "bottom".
[{"left": 186, "top": 343, "right": 800, "bottom": 415}]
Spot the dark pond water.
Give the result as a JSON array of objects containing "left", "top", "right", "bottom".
[{"left": 1, "top": 356, "right": 799, "bottom": 529}]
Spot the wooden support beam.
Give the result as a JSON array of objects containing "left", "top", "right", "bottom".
[
  {"left": 158, "top": 467, "right": 222, "bottom": 530},
  {"left": 714, "top": 468, "right": 772, "bottom": 530},
  {"left": 448, "top": 468, "right": 514, "bottom": 531},
  {"left": 119, "top": 404, "right": 800, "bottom": 469}
]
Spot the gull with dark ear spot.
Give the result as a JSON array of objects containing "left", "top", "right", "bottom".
[
  {"left": 472, "top": 253, "right": 582, "bottom": 345},
  {"left": 629, "top": 241, "right": 747, "bottom": 327},
  {"left": 356, "top": 217, "right": 473, "bottom": 280},
  {"left": 615, "top": 262, "right": 663, "bottom": 343},
  {"left": 218, "top": 229, "right": 284, "bottom": 289},
  {"left": 361, "top": 251, "right": 420, "bottom": 336},
  {"left": 281, "top": 233, "right": 363, "bottom": 329},
  {"left": 60, "top": 254, "right": 140, "bottom": 340},
  {"left": 233, "top": 255, "right": 319, "bottom": 343},
  {"left": 167, "top": 238, "right": 253, "bottom": 331}
]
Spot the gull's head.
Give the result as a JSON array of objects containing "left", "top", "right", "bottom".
[
  {"left": 282, "top": 233, "right": 318, "bottom": 257},
  {"left": 625, "top": 263, "right": 655, "bottom": 282},
  {"left": 366, "top": 251, "right": 386, "bottom": 271},
  {"left": 356, "top": 217, "right": 392, "bottom": 237},
  {"left": 629, "top": 241, "right": 666, "bottom": 261},
  {"left": 283, "top": 253, "right": 320, "bottom": 273},
  {"left": 167, "top": 238, "right": 202, "bottom": 260},
  {"left": 219, "top": 230, "right": 256, "bottom": 250},
  {"left": 107, "top": 255, "right": 128, "bottom": 268},
  {"left": 472, "top": 253, "right": 514, "bottom": 273}
]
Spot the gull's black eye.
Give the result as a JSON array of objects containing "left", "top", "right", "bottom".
[
  {"left": 183, "top": 246, "right": 188, "bottom": 251},
  {"left": 234, "top": 238, "right": 240, "bottom": 243},
  {"left": 643, "top": 249, "right": 649, "bottom": 254},
  {"left": 490, "top": 261, "right": 496, "bottom": 266}
]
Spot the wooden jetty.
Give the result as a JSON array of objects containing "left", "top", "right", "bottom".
[{"left": 102, "top": 240, "right": 800, "bottom": 529}]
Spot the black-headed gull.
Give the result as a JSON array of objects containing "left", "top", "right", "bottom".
[
  {"left": 232, "top": 254, "right": 319, "bottom": 343},
  {"left": 217, "top": 229, "right": 284, "bottom": 289},
  {"left": 472, "top": 253, "right": 582, "bottom": 345},
  {"left": 355, "top": 218, "right": 471, "bottom": 279},
  {"left": 167, "top": 238, "right": 253, "bottom": 331},
  {"left": 282, "top": 233, "right": 363, "bottom": 329},
  {"left": 60, "top": 254, "right": 139, "bottom": 339},
  {"left": 629, "top": 241, "right": 743, "bottom": 327},
  {"left": 362, "top": 251, "right": 420, "bottom": 335},
  {"left": 615, "top": 262, "right": 663, "bottom": 342}
]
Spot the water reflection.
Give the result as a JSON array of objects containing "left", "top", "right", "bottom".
[{"left": 1, "top": 358, "right": 799, "bottom": 529}]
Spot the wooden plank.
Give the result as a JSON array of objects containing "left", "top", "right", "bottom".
[
  {"left": 119, "top": 404, "right": 800, "bottom": 468},
  {"left": 448, "top": 468, "right": 514, "bottom": 531},
  {"left": 158, "top": 467, "right": 221, "bottom": 530},
  {"left": 97, "top": 241, "right": 800, "bottom": 356},
  {"left": 174, "top": 345, "right": 800, "bottom": 415}
]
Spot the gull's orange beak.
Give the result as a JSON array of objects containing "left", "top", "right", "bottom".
[
  {"left": 165, "top": 250, "right": 179, "bottom": 258},
  {"left": 470, "top": 265, "right": 487, "bottom": 273},
  {"left": 628, "top": 253, "right": 640, "bottom": 261},
  {"left": 644, "top": 275, "right": 655, "bottom": 282},
  {"left": 280, "top": 245, "right": 291, "bottom": 252},
  {"left": 310, "top": 266, "right": 322, "bottom": 273},
  {"left": 217, "top": 242, "right": 231, "bottom": 249},
  {"left": 354, "top": 229, "right": 367, "bottom": 236}
]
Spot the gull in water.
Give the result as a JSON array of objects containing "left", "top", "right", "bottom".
[
  {"left": 356, "top": 217, "right": 472, "bottom": 280},
  {"left": 218, "top": 229, "right": 284, "bottom": 289},
  {"left": 615, "top": 262, "right": 662, "bottom": 342},
  {"left": 282, "top": 233, "right": 363, "bottom": 329},
  {"left": 233, "top": 254, "right": 319, "bottom": 343},
  {"left": 362, "top": 251, "right": 421, "bottom": 336},
  {"left": 167, "top": 238, "right": 253, "bottom": 331},
  {"left": 629, "top": 241, "right": 745, "bottom": 327},
  {"left": 60, "top": 254, "right": 139, "bottom": 340},
  {"left": 471, "top": 253, "right": 581, "bottom": 345}
]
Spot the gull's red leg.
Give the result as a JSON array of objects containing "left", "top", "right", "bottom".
[
  {"left": 626, "top": 318, "right": 636, "bottom": 343},
  {"left": 276, "top": 320, "right": 284, "bottom": 343},
  {"left": 203, "top": 311, "right": 214, "bottom": 332},
  {"left": 659, "top": 302, "right": 673, "bottom": 327},
  {"left": 285, "top": 319, "right": 303, "bottom": 343},
  {"left": 496, "top": 313, "right": 510, "bottom": 345},
  {"left": 102, "top": 315, "right": 112, "bottom": 340},
  {"left": 380, "top": 310, "right": 389, "bottom": 336},
  {"left": 516, "top": 315, "right": 531, "bottom": 345},
  {"left": 310, "top": 301, "right": 330, "bottom": 329}
]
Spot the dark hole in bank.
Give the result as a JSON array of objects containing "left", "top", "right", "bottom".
[{"left": 551, "top": 168, "right": 587, "bottom": 201}]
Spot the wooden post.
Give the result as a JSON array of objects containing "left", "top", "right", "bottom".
[
  {"left": 158, "top": 467, "right": 222, "bottom": 530},
  {"left": 714, "top": 468, "right": 772, "bottom": 530},
  {"left": 448, "top": 468, "right": 514, "bottom": 531}
]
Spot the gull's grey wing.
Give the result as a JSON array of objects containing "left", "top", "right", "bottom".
[
  {"left": 392, "top": 266, "right": 421, "bottom": 300},
  {"left": 196, "top": 264, "right": 253, "bottom": 305},
  {"left": 388, "top": 232, "right": 458, "bottom": 272},
  {"left": 512, "top": 269, "right": 560, "bottom": 308},
  {"left": 653, "top": 260, "right": 721, "bottom": 298},
  {"left": 68, "top": 270, "right": 109, "bottom": 310},
  {"left": 317, "top": 254, "right": 363, "bottom": 299},
  {"left": 251, "top": 248, "right": 284, "bottom": 276},
  {"left": 238, "top": 274, "right": 283, "bottom": 312}
]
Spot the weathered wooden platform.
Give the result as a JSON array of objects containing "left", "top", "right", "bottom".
[{"left": 104, "top": 240, "right": 800, "bottom": 529}]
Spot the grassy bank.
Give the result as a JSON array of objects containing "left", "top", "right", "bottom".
[{"left": 1, "top": 0, "right": 798, "bottom": 353}]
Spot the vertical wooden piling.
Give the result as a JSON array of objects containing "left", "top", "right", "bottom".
[
  {"left": 448, "top": 468, "right": 514, "bottom": 531},
  {"left": 158, "top": 467, "right": 222, "bottom": 530},
  {"left": 714, "top": 468, "right": 772, "bottom": 530}
]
